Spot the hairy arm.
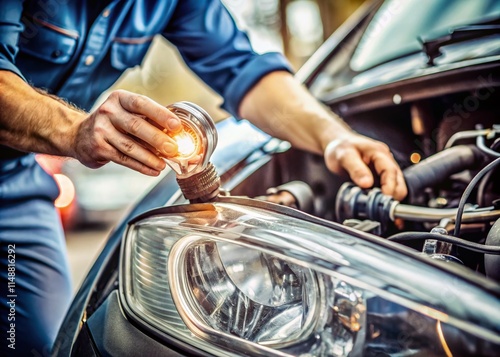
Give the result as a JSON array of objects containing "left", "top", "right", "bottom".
[
  {"left": 0, "top": 71, "right": 85, "bottom": 156},
  {"left": 239, "top": 71, "right": 407, "bottom": 200},
  {"left": 0, "top": 70, "right": 182, "bottom": 176}
]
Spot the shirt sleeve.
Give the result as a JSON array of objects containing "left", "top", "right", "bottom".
[
  {"left": 0, "top": 0, "right": 26, "bottom": 81},
  {"left": 162, "top": 0, "right": 292, "bottom": 117}
]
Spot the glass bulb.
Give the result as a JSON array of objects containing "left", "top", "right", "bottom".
[{"left": 164, "top": 102, "right": 220, "bottom": 203}]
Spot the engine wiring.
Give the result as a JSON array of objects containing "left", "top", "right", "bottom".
[
  {"left": 387, "top": 232, "right": 500, "bottom": 255},
  {"left": 477, "top": 135, "right": 500, "bottom": 158},
  {"left": 444, "top": 125, "right": 500, "bottom": 149},
  {"left": 493, "top": 137, "right": 500, "bottom": 151},
  {"left": 476, "top": 131, "right": 500, "bottom": 206},
  {"left": 476, "top": 126, "right": 500, "bottom": 158},
  {"left": 454, "top": 156, "right": 500, "bottom": 237},
  {"left": 477, "top": 169, "right": 496, "bottom": 207}
]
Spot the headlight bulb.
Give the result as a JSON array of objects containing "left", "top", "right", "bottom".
[{"left": 164, "top": 101, "right": 220, "bottom": 203}]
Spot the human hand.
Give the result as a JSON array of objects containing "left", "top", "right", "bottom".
[
  {"left": 324, "top": 132, "right": 407, "bottom": 201},
  {"left": 72, "top": 90, "right": 182, "bottom": 176}
]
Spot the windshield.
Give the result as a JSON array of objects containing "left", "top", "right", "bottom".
[{"left": 351, "top": 0, "right": 500, "bottom": 71}]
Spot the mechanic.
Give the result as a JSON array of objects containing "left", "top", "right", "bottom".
[{"left": 0, "top": 1, "right": 407, "bottom": 355}]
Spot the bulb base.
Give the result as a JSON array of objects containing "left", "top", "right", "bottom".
[{"left": 177, "top": 162, "right": 220, "bottom": 203}]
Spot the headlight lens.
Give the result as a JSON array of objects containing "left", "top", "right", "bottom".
[
  {"left": 169, "top": 236, "right": 320, "bottom": 348},
  {"left": 121, "top": 198, "right": 500, "bottom": 356}
]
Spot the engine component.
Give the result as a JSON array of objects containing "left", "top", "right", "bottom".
[
  {"left": 336, "top": 183, "right": 500, "bottom": 234},
  {"left": 453, "top": 156, "right": 500, "bottom": 237},
  {"left": 404, "top": 145, "right": 485, "bottom": 200},
  {"left": 485, "top": 218, "right": 500, "bottom": 282},
  {"left": 388, "top": 232, "right": 500, "bottom": 255},
  {"left": 476, "top": 124, "right": 500, "bottom": 158},
  {"left": 335, "top": 183, "right": 397, "bottom": 233},
  {"left": 445, "top": 125, "right": 500, "bottom": 149},
  {"left": 421, "top": 227, "right": 463, "bottom": 264},
  {"left": 257, "top": 181, "right": 315, "bottom": 214}
]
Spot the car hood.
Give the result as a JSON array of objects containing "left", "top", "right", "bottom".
[{"left": 330, "top": 36, "right": 500, "bottom": 100}]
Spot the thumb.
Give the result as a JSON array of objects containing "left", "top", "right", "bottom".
[
  {"left": 337, "top": 147, "right": 374, "bottom": 188},
  {"left": 324, "top": 138, "right": 374, "bottom": 188},
  {"left": 353, "top": 170, "right": 374, "bottom": 188}
]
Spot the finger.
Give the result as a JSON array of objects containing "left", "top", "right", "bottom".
[
  {"left": 393, "top": 170, "right": 408, "bottom": 201},
  {"left": 338, "top": 146, "right": 374, "bottom": 188},
  {"left": 102, "top": 142, "right": 162, "bottom": 176},
  {"left": 105, "top": 130, "right": 167, "bottom": 172},
  {"left": 188, "top": 154, "right": 203, "bottom": 165},
  {"left": 372, "top": 152, "right": 399, "bottom": 197},
  {"left": 112, "top": 112, "right": 179, "bottom": 157},
  {"left": 132, "top": 134, "right": 171, "bottom": 158},
  {"left": 116, "top": 91, "right": 182, "bottom": 133}
]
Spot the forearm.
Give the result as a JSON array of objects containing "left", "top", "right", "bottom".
[
  {"left": 239, "top": 70, "right": 407, "bottom": 200},
  {"left": 238, "top": 71, "right": 352, "bottom": 155},
  {"left": 0, "top": 70, "right": 85, "bottom": 157}
]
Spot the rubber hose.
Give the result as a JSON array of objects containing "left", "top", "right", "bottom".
[
  {"left": 403, "top": 145, "right": 485, "bottom": 199},
  {"left": 387, "top": 232, "right": 500, "bottom": 255}
]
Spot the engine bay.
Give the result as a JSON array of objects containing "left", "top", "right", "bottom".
[{"left": 232, "top": 87, "right": 500, "bottom": 285}]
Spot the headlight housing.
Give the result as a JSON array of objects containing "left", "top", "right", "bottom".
[{"left": 120, "top": 197, "right": 500, "bottom": 356}]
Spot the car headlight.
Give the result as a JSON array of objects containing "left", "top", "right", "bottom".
[{"left": 120, "top": 197, "right": 500, "bottom": 356}]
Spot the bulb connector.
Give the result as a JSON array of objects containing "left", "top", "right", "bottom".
[
  {"left": 176, "top": 162, "right": 220, "bottom": 203},
  {"left": 165, "top": 102, "right": 220, "bottom": 203}
]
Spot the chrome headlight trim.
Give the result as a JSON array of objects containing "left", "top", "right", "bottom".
[{"left": 119, "top": 197, "right": 500, "bottom": 356}]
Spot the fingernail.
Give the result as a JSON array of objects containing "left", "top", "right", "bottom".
[
  {"left": 167, "top": 118, "right": 182, "bottom": 132},
  {"left": 357, "top": 176, "right": 371, "bottom": 187},
  {"left": 163, "top": 142, "right": 177, "bottom": 156},
  {"left": 156, "top": 160, "right": 166, "bottom": 171}
]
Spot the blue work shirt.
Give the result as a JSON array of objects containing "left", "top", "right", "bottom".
[{"left": 0, "top": 0, "right": 291, "bottom": 160}]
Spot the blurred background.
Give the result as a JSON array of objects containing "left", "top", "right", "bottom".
[
  {"left": 96, "top": 0, "right": 366, "bottom": 121},
  {"left": 48, "top": 0, "right": 366, "bottom": 290}
]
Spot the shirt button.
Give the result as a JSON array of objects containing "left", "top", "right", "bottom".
[
  {"left": 85, "top": 55, "right": 95, "bottom": 66},
  {"left": 51, "top": 50, "right": 62, "bottom": 58},
  {"left": 102, "top": 9, "right": 110, "bottom": 18}
]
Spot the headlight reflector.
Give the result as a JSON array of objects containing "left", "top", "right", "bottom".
[{"left": 169, "top": 235, "right": 320, "bottom": 347}]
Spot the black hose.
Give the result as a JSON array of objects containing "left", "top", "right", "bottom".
[
  {"left": 387, "top": 232, "right": 500, "bottom": 255},
  {"left": 403, "top": 145, "right": 485, "bottom": 199},
  {"left": 492, "top": 137, "right": 500, "bottom": 151},
  {"left": 454, "top": 157, "right": 500, "bottom": 237},
  {"left": 477, "top": 169, "right": 495, "bottom": 207},
  {"left": 475, "top": 134, "right": 500, "bottom": 206}
]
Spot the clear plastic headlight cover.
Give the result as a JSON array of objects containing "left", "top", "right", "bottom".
[{"left": 120, "top": 197, "right": 500, "bottom": 357}]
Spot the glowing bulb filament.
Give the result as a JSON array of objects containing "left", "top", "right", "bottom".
[{"left": 174, "top": 132, "right": 196, "bottom": 157}]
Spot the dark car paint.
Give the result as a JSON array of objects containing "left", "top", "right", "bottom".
[{"left": 297, "top": 0, "right": 500, "bottom": 118}]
